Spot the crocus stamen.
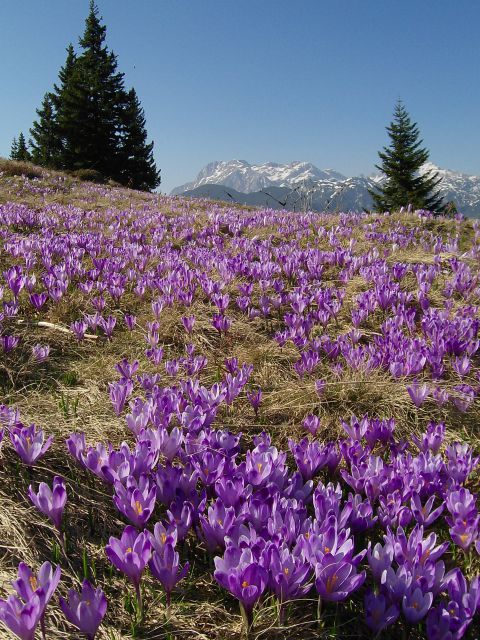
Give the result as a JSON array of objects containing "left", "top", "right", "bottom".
[{"left": 325, "top": 574, "right": 338, "bottom": 593}]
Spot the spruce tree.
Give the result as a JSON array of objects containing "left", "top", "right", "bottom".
[
  {"left": 29, "top": 1, "right": 160, "bottom": 189},
  {"left": 369, "top": 101, "right": 444, "bottom": 213},
  {"left": 30, "top": 93, "right": 61, "bottom": 167},
  {"left": 9, "top": 137, "right": 18, "bottom": 160},
  {"left": 119, "top": 88, "right": 161, "bottom": 190},
  {"left": 57, "top": 1, "right": 126, "bottom": 179},
  {"left": 53, "top": 43, "right": 77, "bottom": 109},
  {"left": 11, "top": 133, "right": 31, "bottom": 162}
]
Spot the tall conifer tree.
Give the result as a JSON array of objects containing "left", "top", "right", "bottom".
[
  {"left": 28, "top": 1, "right": 160, "bottom": 189},
  {"left": 57, "top": 1, "right": 126, "bottom": 178},
  {"left": 369, "top": 101, "right": 444, "bottom": 213},
  {"left": 119, "top": 89, "right": 161, "bottom": 190}
]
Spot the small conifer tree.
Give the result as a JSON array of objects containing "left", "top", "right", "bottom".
[
  {"left": 30, "top": 93, "right": 61, "bottom": 167},
  {"left": 369, "top": 101, "right": 444, "bottom": 213},
  {"left": 9, "top": 137, "right": 18, "bottom": 160},
  {"left": 10, "top": 133, "right": 31, "bottom": 162}
]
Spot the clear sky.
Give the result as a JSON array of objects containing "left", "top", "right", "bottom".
[{"left": 1, "top": 0, "right": 479, "bottom": 193}]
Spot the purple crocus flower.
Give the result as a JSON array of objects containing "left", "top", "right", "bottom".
[
  {"left": 246, "top": 389, "right": 262, "bottom": 417},
  {"left": 1, "top": 335, "right": 20, "bottom": 353},
  {"left": 182, "top": 315, "right": 196, "bottom": 333},
  {"left": 28, "top": 476, "right": 67, "bottom": 531},
  {"left": 70, "top": 320, "right": 88, "bottom": 341},
  {"left": 449, "top": 519, "right": 478, "bottom": 550},
  {"left": 410, "top": 493, "right": 444, "bottom": 527},
  {"left": 407, "top": 380, "right": 430, "bottom": 407},
  {"left": 99, "top": 315, "right": 116, "bottom": 338},
  {"left": 214, "top": 546, "right": 268, "bottom": 628},
  {"left": 364, "top": 591, "right": 399, "bottom": 634},
  {"left": 381, "top": 565, "right": 413, "bottom": 603},
  {"left": 167, "top": 500, "right": 194, "bottom": 541},
  {"left": 426, "top": 603, "right": 459, "bottom": 640},
  {"left": 199, "top": 499, "right": 242, "bottom": 552},
  {"left": 212, "top": 313, "right": 231, "bottom": 334},
  {"left": 156, "top": 426, "right": 183, "bottom": 462},
  {"left": 148, "top": 521, "right": 178, "bottom": 552},
  {"left": 30, "top": 292, "right": 48, "bottom": 310},
  {"left": 267, "top": 543, "right": 312, "bottom": 605},
  {"left": 314, "top": 556, "right": 366, "bottom": 601},
  {"left": 402, "top": 586, "right": 433, "bottom": 624},
  {"left": 66, "top": 431, "right": 86, "bottom": 462},
  {"left": 105, "top": 525, "right": 152, "bottom": 589},
  {"left": 0, "top": 594, "right": 44, "bottom": 640},
  {"left": 59, "top": 580, "right": 107, "bottom": 639},
  {"left": 149, "top": 543, "right": 189, "bottom": 613},
  {"left": 367, "top": 542, "right": 393, "bottom": 581},
  {"left": 215, "top": 475, "right": 252, "bottom": 509},
  {"left": 32, "top": 344, "right": 50, "bottom": 362},
  {"left": 114, "top": 358, "right": 139, "bottom": 380},
  {"left": 289, "top": 438, "right": 331, "bottom": 480},
  {"left": 108, "top": 380, "right": 133, "bottom": 416},
  {"left": 10, "top": 423, "right": 53, "bottom": 465},
  {"left": 12, "top": 561, "right": 61, "bottom": 612},
  {"left": 113, "top": 475, "right": 156, "bottom": 528},
  {"left": 341, "top": 414, "right": 369, "bottom": 440},
  {"left": 124, "top": 314, "right": 136, "bottom": 331},
  {"left": 303, "top": 415, "right": 320, "bottom": 436},
  {"left": 412, "top": 421, "right": 445, "bottom": 454}
]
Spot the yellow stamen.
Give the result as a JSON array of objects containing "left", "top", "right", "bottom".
[
  {"left": 283, "top": 568, "right": 289, "bottom": 575},
  {"left": 325, "top": 574, "right": 338, "bottom": 593},
  {"left": 257, "top": 463, "right": 263, "bottom": 472},
  {"left": 29, "top": 576, "right": 37, "bottom": 591},
  {"left": 134, "top": 501, "right": 143, "bottom": 515},
  {"left": 242, "top": 580, "right": 249, "bottom": 588},
  {"left": 126, "top": 547, "right": 132, "bottom": 553},
  {"left": 161, "top": 533, "right": 167, "bottom": 544},
  {"left": 324, "top": 546, "right": 330, "bottom": 554}
]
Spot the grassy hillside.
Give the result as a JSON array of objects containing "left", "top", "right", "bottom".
[{"left": 0, "top": 160, "right": 479, "bottom": 639}]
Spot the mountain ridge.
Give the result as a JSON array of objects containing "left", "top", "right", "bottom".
[{"left": 171, "top": 160, "right": 480, "bottom": 217}]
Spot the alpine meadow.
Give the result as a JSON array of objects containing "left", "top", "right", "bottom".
[{"left": 0, "top": 2, "right": 479, "bottom": 640}]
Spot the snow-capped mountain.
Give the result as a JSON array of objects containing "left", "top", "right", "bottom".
[
  {"left": 171, "top": 160, "right": 480, "bottom": 217},
  {"left": 171, "top": 160, "right": 346, "bottom": 195}
]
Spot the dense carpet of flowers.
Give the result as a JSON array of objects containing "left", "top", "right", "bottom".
[{"left": 0, "top": 171, "right": 479, "bottom": 638}]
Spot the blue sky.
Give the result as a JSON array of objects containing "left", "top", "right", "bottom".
[{"left": 1, "top": 0, "right": 479, "bottom": 193}]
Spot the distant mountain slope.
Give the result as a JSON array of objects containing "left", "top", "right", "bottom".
[
  {"left": 172, "top": 160, "right": 480, "bottom": 217},
  {"left": 171, "top": 160, "right": 346, "bottom": 195}
]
